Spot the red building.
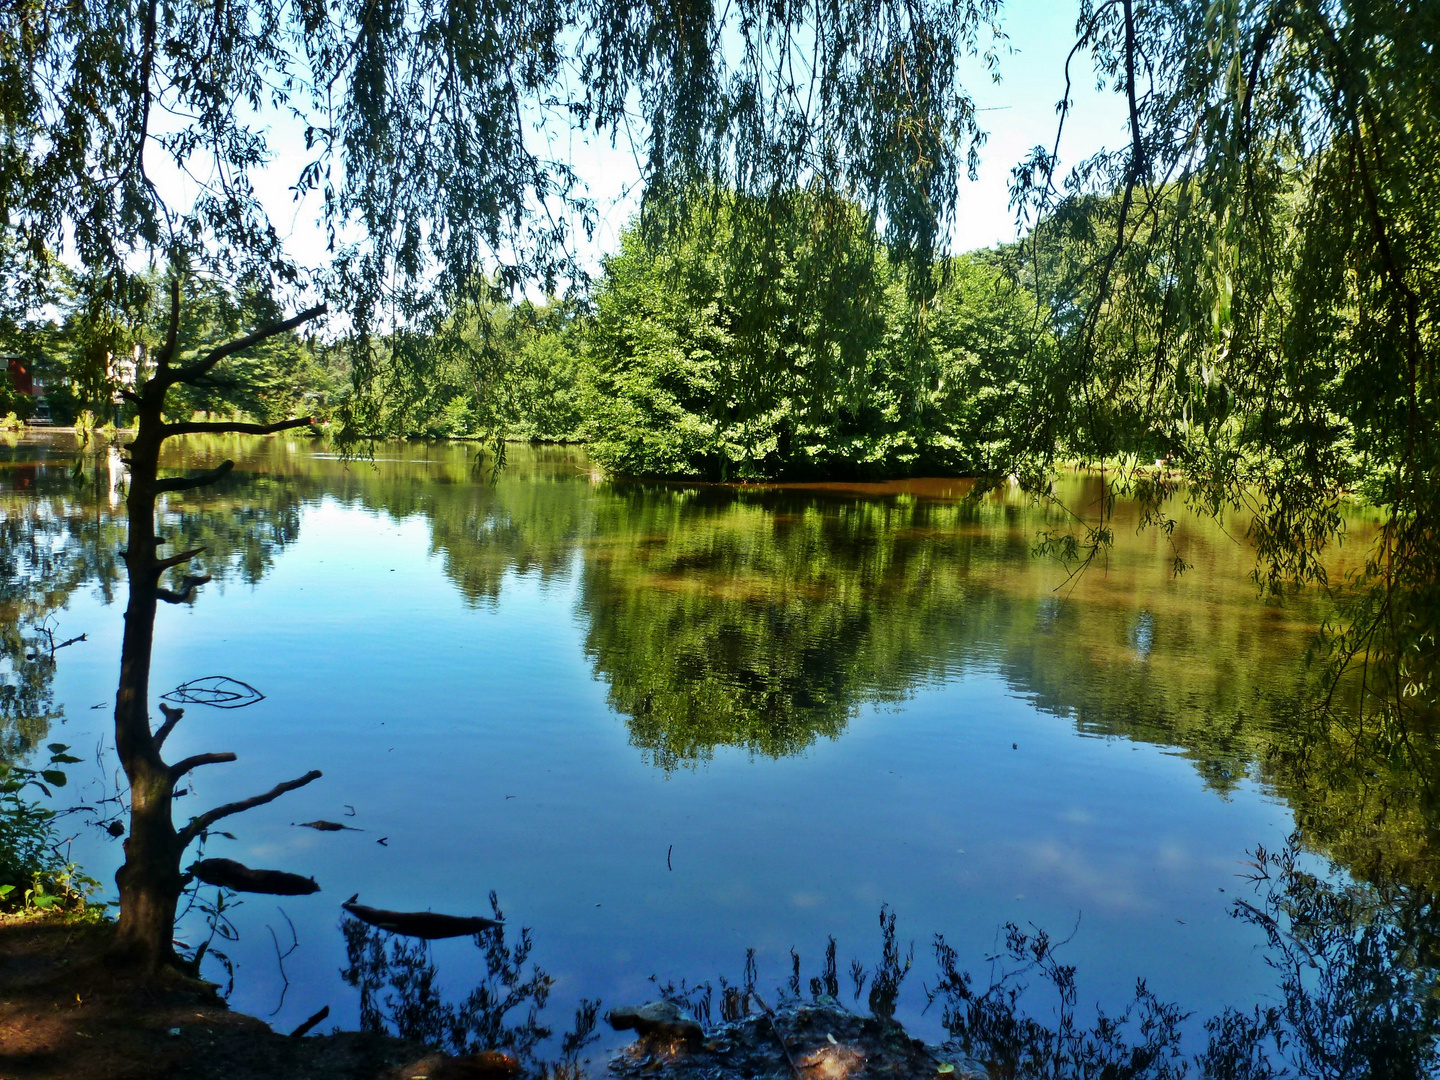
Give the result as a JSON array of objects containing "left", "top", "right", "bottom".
[{"left": 4, "top": 355, "right": 36, "bottom": 396}]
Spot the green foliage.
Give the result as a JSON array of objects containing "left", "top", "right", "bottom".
[
  {"left": 358, "top": 296, "right": 586, "bottom": 442},
  {"left": 1, "top": 0, "right": 999, "bottom": 452},
  {"left": 501, "top": 303, "right": 587, "bottom": 443},
  {"left": 1003, "top": 0, "right": 1440, "bottom": 724},
  {"left": 583, "top": 195, "right": 1036, "bottom": 480},
  {"left": 0, "top": 743, "right": 98, "bottom": 912},
  {"left": 158, "top": 281, "right": 341, "bottom": 425}
]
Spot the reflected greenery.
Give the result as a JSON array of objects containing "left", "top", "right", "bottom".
[
  {"left": 2, "top": 435, "right": 1437, "bottom": 927},
  {"left": 576, "top": 472, "right": 1336, "bottom": 774},
  {"left": 1, "top": 444, "right": 124, "bottom": 759},
  {"left": 340, "top": 895, "right": 600, "bottom": 1077},
  {"left": 0, "top": 432, "right": 317, "bottom": 765},
  {"left": 929, "top": 837, "right": 1440, "bottom": 1078}
]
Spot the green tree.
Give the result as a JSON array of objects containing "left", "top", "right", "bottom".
[
  {"left": 584, "top": 192, "right": 891, "bottom": 479},
  {"left": 584, "top": 197, "right": 1036, "bottom": 480},
  {"left": 1, "top": 0, "right": 998, "bottom": 971},
  {"left": 1006, "top": 0, "right": 1439, "bottom": 728}
]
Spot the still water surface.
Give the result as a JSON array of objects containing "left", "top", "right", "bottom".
[{"left": 0, "top": 433, "right": 1393, "bottom": 1059}]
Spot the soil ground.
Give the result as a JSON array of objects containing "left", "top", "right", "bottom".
[
  {"left": 1, "top": 911, "right": 968, "bottom": 1080},
  {"left": 0, "top": 911, "right": 429, "bottom": 1080}
]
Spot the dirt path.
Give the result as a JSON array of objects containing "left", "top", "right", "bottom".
[{"left": 0, "top": 912, "right": 428, "bottom": 1080}]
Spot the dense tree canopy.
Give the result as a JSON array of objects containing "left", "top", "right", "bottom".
[
  {"left": 1003, "top": 0, "right": 1439, "bottom": 723},
  {"left": 0, "top": 0, "right": 1000, "bottom": 413},
  {"left": 582, "top": 194, "right": 1035, "bottom": 480}
]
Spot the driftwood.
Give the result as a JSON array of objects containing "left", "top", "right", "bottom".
[
  {"left": 189, "top": 857, "right": 320, "bottom": 896},
  {"left": 290, "top": 1004, "right": 330, "bottom": 1038},
  {"left": 294, "top": 819, "right": 362, "bottom": 832},
  {"left": 341, "top": 893, "right": 501, "bottom": 939}
]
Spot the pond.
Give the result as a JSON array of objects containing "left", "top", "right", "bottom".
[{"left": 0, "top": 431, "right": 1426, "bottom": 1067}]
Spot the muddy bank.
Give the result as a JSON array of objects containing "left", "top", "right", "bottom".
[{"left": 0, "top": 911, "right": 429, "bottom": 1080}]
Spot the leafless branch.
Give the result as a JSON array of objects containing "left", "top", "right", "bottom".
[
  {"left": 154, "top": 461, "right": 235, "bottom": 493},
  {"left": 153, "top": 703, "right": 184, "bottom": 750},
  {"left": 168, "top": 304, "right": 327, "bottom": 386},
  {"left": 157, "top": 573, "right": 212, "bottom": 604},
  {"left": 170, "top": 752, "right": 238, "bottom": 779},
  {"left": 155, "top": 277, "right": 182, "bottom": 370},
  {"left": 268, "top": 908, "right": 300, "bottom": 1015},
  {"left": 164, "top": 416, "right": 315, "bottom": 437},
  {"left": 180, "top": 769, "right": 323, "bottom": 847}
]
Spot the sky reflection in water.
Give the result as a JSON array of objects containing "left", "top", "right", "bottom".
[{"left": 0, "top": 434, "right": 1389, "bottom": 1058}]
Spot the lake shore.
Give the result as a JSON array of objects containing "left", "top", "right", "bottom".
[
  {"left": 1, "top": 909, "right": 968, "bottom": 1080},
  {"left": 0, "top": 910, "right": 431, "bottom": 1080}
]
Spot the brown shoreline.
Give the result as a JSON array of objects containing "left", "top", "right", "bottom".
[
  {"left": 1, "top": 910, "right": 966, "bottom": 1080},
  {"left": 0, "top": 911, "right": 430, "bottom": 1080}
]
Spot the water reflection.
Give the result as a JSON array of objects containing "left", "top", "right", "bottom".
[
  {"left": 1, "top": 454, "right": 123, "bottom": 758},
  {"left": 929, "top": 835, "right": 1440, "bottom": 1078},
  {"left": 3, "top": 432, "right": 1438, "bottom": 1026},
  {"left": 0, "top": 435, "right": 309, "bottom": 765},
  {"left": 341, "top": 893, "right": 599, "bottom": 1077},
  {"left": 575, "top": 477, "right": 1331, "bottom": 774}
]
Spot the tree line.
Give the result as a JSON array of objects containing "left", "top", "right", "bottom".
[
  {"left": 2, "top": 195, "right": 1036, "bottom": 482},
  {"left": 1, "top": 0, "right": 1434, "bottom": 975}
]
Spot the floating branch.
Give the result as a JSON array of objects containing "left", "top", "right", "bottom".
[
  {"left": 341, "top": 894, "right": 501, "bottom": 939},
  {"left": 290, "top": 1005, "right": 330, "bottom": 1038},
  {"left": 163, "top": 676, "right": 265, "bottom": 709},
  {"left": 294, "top": 820, "right": 363, "bottom": 832},
  {"left": 189, "top": 858, "right": 320, "bottom": 896},
  {"left": 179, "top": 769, "right": 323, "bottom": 847}
]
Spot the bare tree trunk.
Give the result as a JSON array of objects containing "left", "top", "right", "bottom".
[
  {"left": 104, "top": 280, "right": 326, "bottom": 971},
  {"left": 110, "top": 395, "right": 185, "bottom": 967}
]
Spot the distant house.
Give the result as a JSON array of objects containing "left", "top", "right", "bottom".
[{"left": 3, "top": 354, "right": 37, "bottom": 397}]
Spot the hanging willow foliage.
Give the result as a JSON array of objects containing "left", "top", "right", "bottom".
[
  {"left": 1005, "top": 0, "right": 1438, "bottom": 726},
  {"left": 0, "top": 0, "right": 1001, "bottom": 437}
]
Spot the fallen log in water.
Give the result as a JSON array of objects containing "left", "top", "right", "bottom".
[
  {"left": 293, "top": 819, "right": 363, "bottom": 832},
  {"left": 341, "top": 893, "right": 502, "bottom": 939},
  {"left": 188, "top": 857, "right": 320, "bottom": 896}
]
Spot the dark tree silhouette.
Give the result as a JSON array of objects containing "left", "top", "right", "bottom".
[{"left": 106, "top": 280, "right": 327, "bottom": 969}]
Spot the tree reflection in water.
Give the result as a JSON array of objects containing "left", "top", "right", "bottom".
[
  {"left": 928, "top": 836, "right": 1440, "bottom": 1079},
  {"left": 329, "top": 845, "right": 1440, "bottom": 1077},
  {"left": 340, "top": 890, "right": 599, "bottom": 1078}
]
